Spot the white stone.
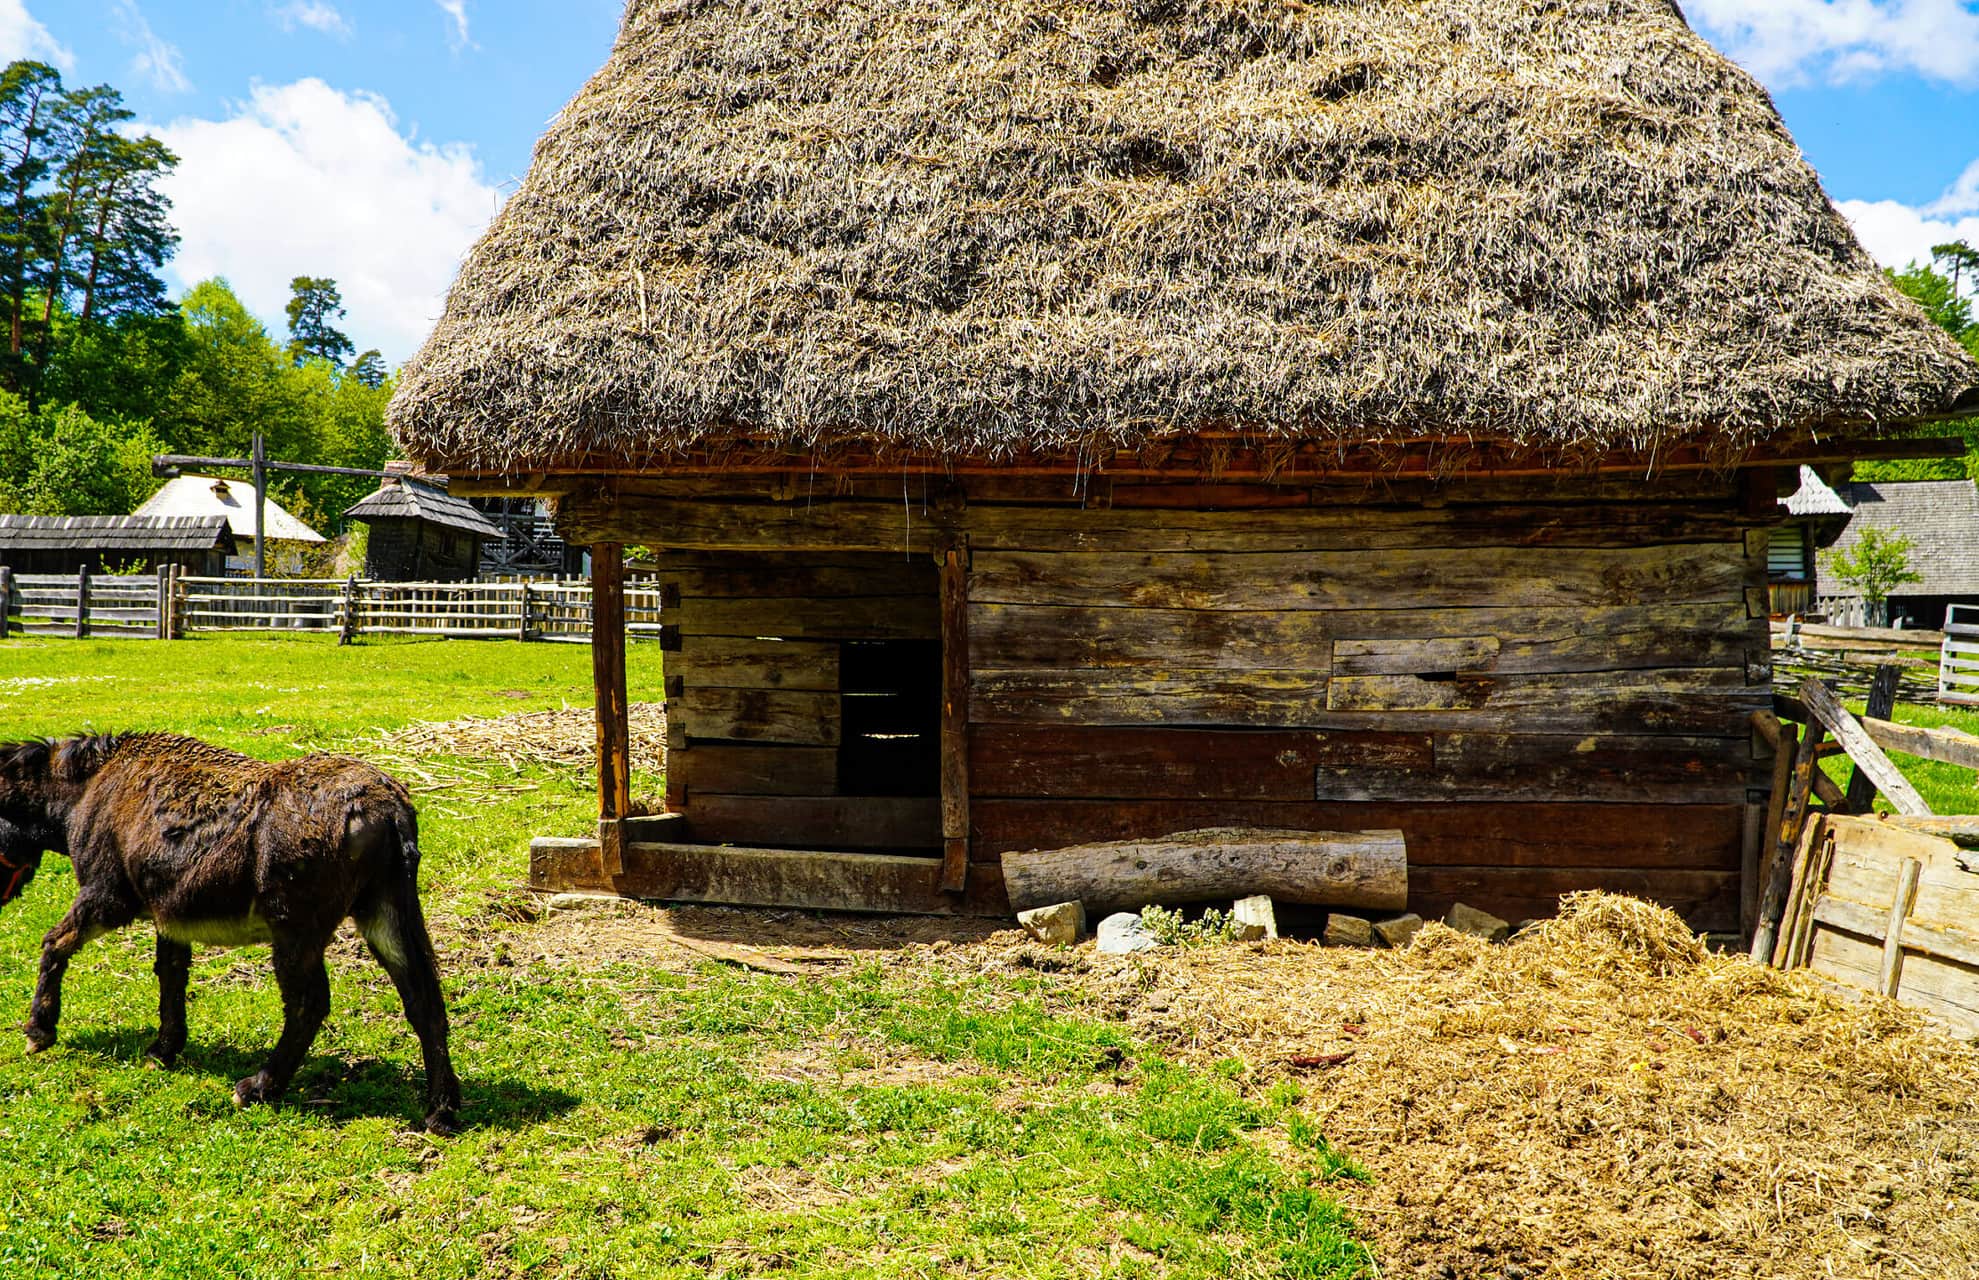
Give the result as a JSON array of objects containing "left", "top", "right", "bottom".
[
  {"left": 1095, "top": 912, "right": 1159, "bottom": 954},
  {"left": 1231, "top": 894, "right": 1278, "bottom": 941},
  {"left": 1017, "top": 900, "right": 1085, "bottom": 946}
]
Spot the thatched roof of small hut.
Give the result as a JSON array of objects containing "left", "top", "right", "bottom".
[{"left": 390, "top": 0, "right": 1979, "bottom": 475}]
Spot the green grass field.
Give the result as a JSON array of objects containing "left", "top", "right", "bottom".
[{"left": 0, "top": 636, "right": 1372, "bottom": 1280}]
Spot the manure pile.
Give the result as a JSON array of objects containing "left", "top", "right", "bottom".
[{"left": 977, "top": 893, "right": 1979, "bottom": 1280}]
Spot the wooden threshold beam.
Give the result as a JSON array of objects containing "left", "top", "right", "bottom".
[{"left": 591, "top": 542, "right": 632, "bottom": 877}]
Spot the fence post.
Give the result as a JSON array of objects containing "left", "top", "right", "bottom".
[
  {"left": 339, "top": 574, "right": 359, "bottom": 646},
  {"left": 154, "top": 563, "right": 172, "bottom": 639},
  {"left": 75, "top": 565, "right": 90, "bottom": 640},
  {"left": 171, "top": 564, "right": 184, "bottom": 638},
  {"left": 517, "top": 580, "right": 532, "bottom": 641},
  {"left": 0, "top": 565, "right": 10, "bottom": 640}
]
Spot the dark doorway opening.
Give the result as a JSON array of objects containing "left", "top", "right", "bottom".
[{"left": 838, "top": 639, "right": 941, "bottom": 798}]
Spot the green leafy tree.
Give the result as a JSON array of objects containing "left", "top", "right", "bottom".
[
  {"left": 1934, "top": 240, "right": 1979, "bottom": 302},
  {"left": 0, "top": 388, "right": 162, "bottom": 516},
  {"left": 1858, "top": 258, "right": 1979, "bottom": 482},
  {"left": 348, "top": 348, "right": 387, "bottom": 389},
  {"left": 285, "top": 275, "right": 354, "bottom": 367},
  {"left": 1823, "top": 527, "right": 1923, "bottom": 626}
]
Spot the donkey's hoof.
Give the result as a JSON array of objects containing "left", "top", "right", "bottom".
[
  {"left": 22, "top": 1026, "right": 55, "bottom": 1054},
  {"left": 232, "top": 1073, "right": 278, "bottom": 1108},
  {"left": 423, "top": 1107, "right": 461, "bottom": 1137},
  {"left": 142, "top": 1041, "right": 179, "bottom": 1069}
]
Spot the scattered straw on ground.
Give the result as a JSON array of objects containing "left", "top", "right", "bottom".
[
  {"left": 994, "top": 892, "right": 1979, "bottom": 1280},
  {"left": 485, "top": 890, "right": 1979, "bottom": 1277}
]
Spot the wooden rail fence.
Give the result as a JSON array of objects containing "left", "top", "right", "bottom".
[{"left": 0, "top": 570, "right": 663, "bottom": 642}]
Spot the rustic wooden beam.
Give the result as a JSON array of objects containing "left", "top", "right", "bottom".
[
  {"left": 1752, "top": 716, "right": 1824, "bottom": 963},
  {"left": 1878, "top": 857, "right": 1923, "bottom": 996},
  {"left": 591, "top": 542, "right": 632, "bottom": 878},
  {"left": 1000, "top": 826, "right": 1407, "bottom": 916},
  {"left": 1843, "top": 665, "right": 1902, "bottom": 812},
  {"left": 1878, "top": 815, "right": 1979, "bottom": 848},
  {"left": 1860, "top": 717, "right": 1979, "bottom": 772},
  {"left": 938, "top": 543, "right": 971, "bottom": 893},
  {"left": 1797, "top": 678, "right": 1930, "bottom": 817},
  {"left": 74, "top": 564, "right": 89, "bottom": 640}
]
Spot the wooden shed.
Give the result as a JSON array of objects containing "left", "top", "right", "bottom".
[
  {"left": 0, "top": 515, "right": 235, "bottom": 576},
  {"left": 343, "top": 468, "right": 503, "bottom": 581},
  {"left": 386, "top": 0, "right": 1979, "bottom": 929}
]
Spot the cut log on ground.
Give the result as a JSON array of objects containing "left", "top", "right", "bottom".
[{"left": 999, "top": 826, "right": 1406, "bottom": 916}]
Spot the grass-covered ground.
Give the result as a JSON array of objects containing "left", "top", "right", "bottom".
[{"left": 0, "top": 635, "right": 1372, "bottom": 1280}]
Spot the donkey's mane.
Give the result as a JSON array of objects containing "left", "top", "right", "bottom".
[{"left": 0, "top": 733, "right": 126, "bottom": 783}]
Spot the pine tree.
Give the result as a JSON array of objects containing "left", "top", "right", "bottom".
[{"left": 285, "top": 276, "right": 355, "bottom": 366}]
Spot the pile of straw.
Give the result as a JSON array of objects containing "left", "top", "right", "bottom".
[
  {"left": 1015, "top": 892, "right": 1979, "bottom": 1278},
  {"left": 376, "top": 702, "right": 666, "bottom": 774},
  {"left": 392, "top": 0, "right": 1976, "bottom": 474}
]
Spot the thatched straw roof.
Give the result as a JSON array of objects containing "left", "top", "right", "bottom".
[{"left": 390, "top": 0, "right": 1979, "bottom": 475}]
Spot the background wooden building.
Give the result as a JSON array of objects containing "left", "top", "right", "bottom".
[
  {"left": 1817, "top": 479, "right": 1979, "bottom": 629},
  {"left": 135, "top": 474, "right": 326, "bottom": 576},
  {"left": 344, "top": 467, "right": 503, "bottom": 581},
  {"left": 0, "top": 515, "right": 235, "bottom": 576},
  {"left": 387, "top": 0, "right": 1979, "bottom": 929}
]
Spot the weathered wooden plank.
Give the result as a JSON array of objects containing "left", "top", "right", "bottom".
[
  {"left": 1752, "top": 717, "right": 1823, "bottom": 964},
  {"left": 673, "top": 745, "right": 838, "bottom": 797},
  {"left": 1325, "top": 668, "right": 1755, "bottom": 714},
  {"left": 674, "top": 595, "right": 938, "bottom": 640},
  {"left": 1843, "top": 665, "right": 1902, "bottom": 814},
  {"left": 969, "top": 799, "right": 1745, "bottom": 870},
  {"left": 1814, "top": 894, "right": 1979, "bottom": 971},
  {"left": 1000, "top": 827, "right": 1407, "bottom": 915},
  {"left": 686, "top": 796, "right": 941, "bottom": 850},
  {"left": 1798, "top": 678, "right": 1930, "bottom": 816},
  {"left": 657, "top": 561, "right": 935, "bottom": 599},
  {"left": 1332, "top": 636, "right": 1500, "bottom": 676},
  {"left": 969, "top": 667, "right": 1331, "bottom": 728},
  {"left": 970, "top": 544, "right": 1750, "bottom": 611},
  {"left": 971, "top": 726, "right": 1432, "bottom": 801},
  {"left": 528, "top": 837, "right": 1004, "bottom": 916},
  {"left": 675, "top": 636, "right": 840, "bottom": 691},
  {"left": 939, "top": 545, "right": 971, "bottom": 893},
  {"left": 1808, "top": 927, "right": 1979, "bottom": 1038},
  {"left": 969, "top": 601, "right": 1756, "bottom": 674},
  {"left": 1879, "top": 858, "right": 1924, "bottom": 996},
  {"left": 1314, "top": 733, "right": 1756, "bottom": 805},
  {"left": 674, "top": 688, "right": 840, "bottom": 746},
  {"left": 1861, "top": 717, "right": 1979, "bottom": 772}
]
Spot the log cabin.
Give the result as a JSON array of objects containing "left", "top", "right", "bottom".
[{"left": 385, "top": 0, "right": 1979, "bottom": 931}]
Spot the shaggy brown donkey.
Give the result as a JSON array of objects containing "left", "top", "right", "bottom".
[{"left": 0, "top": 732, "right": 461, "bottom": 1133}]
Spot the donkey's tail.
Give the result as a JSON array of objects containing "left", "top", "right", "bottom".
[{"left": 357, "top": 799, "right": 437, "bottom": 975}]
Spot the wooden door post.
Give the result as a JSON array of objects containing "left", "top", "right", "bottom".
[
  {"left": 938, "top": 541, "right": 971, "bottom": 893},
  {"left": 0, "top": 565, "right": 12, "bottom": 640},
  {"left": 592, "top": 544, "right": 632, "bottom": 879},
  {"left": 75, "top": 564, "right": 89, "bottom": 639}
]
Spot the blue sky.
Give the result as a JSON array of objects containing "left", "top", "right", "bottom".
[{"left": 7, "top": 0, "right": 1979, "bottom": 363}]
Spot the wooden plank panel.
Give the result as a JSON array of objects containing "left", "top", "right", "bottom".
[
  {"left": 1314, "top": 733, "right": 1757, "bottom": 804},
  {"left": 969, "top": 667, "right": 1330, "bottom": 727},
  {"left": 970, "top": 544, "right": 1750, "bottom": 611},
  {"left": 1808, "top": 927, "right": 1979, "bottom": 1038},
  {"left": 674, "top": 688, "right": 840, "bottom": 746},
  {"left": 969, "top": 601, "right": 1757, "bottom": 674},
  {"left": 674, "top": 596, "right": 938, "bottom": 640},
  {"left": 970, "top": 725, "right": 1431, "bottom": 801},
  {"left": 676, "top": 636, "right": 839, "bottom": 691},
  {"left": 686, "top": 795, "right": 941, "bottom": 850},
  {"left": 969, "top": 800, "right": 1746, "bottom": 871},
  {"left": 658, "top": 562, "right": 934, "bottom": 599},
  {"left": 673, "top": 745, "right": 838, "bottom": 797}
]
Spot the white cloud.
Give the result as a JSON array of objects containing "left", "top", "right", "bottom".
[
  {"left": 274, "top": 2, "right": 351, "bottom": 39},
  {"left": 112, "top": 0, "right": 192, "bottom": 93},
  {"left": 1688, "top": 0, "right": 1979, "bottom": 87},
  {"left": 0, "top": 0, "right": 72, "bottom": 70},
  {"left": 434, "top": 0, "right": 473, "bottom": 51},
  {"left": 1841, "top": 157, "right": 1979, "bottom": 296},
  {"left": 149, "top": 80, "right": 504, "bottom": 362}
]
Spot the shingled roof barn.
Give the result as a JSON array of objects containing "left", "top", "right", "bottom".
[
  {"left": 388, "top": 0, "right": 1979, "bottom": 929},
  {"left": 0, "top": 515, "right": 236, "bottom": 576},
  {"left": 344, "top": 468, "right": 503, "bottom": 581},
  {"left": 1820, "top": 479, "right": 1979, "bottom": 629}
]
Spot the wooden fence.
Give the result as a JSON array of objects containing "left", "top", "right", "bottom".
[
  {"left": 1943, "top": 604, "right": 1979, "bottom": 707},
  {"left": 0, "top": 568, "right": 663, "bottom": 642},
  {"left": 1770, "top": 618, "right": 1952, "bottom": 706}
]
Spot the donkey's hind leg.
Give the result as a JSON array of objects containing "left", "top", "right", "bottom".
[
  {"left": 358, "top": 892, "right": 462, "bottom": 1134},
  {"left": 146, "top": 937, "right": 192, "bottom": 1067},
  {"left": 233, "top": 936, "right": 330, "bottom": 1109},
  {"left": 25, "top": 892, "right": 138, "bottom": 1053}
]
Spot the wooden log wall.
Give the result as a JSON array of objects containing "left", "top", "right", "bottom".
[
  {"left": 565, "top": 471, "right": 1776, "bottom": 927},
  {"left": 658, "top": 552, "right": 943, "bottom": 852}
]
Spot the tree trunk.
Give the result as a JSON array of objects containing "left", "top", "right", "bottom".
[{"left": 1000, "top": 826, "right": 1408, "bottom": 915}]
